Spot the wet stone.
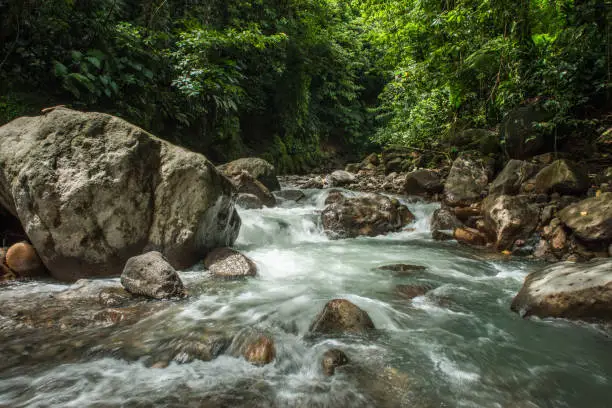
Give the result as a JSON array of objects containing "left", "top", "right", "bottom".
[
  {"left": 322, "top": 349, "right": 349, "bottom": 376},
  {"left": 377, "top": 264, "right": 427, "bottom": 277},
  {"left": 395, "top": 284, "right": 433, "bottom": 300}
]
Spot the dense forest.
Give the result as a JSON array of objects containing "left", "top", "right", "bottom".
[{"left": 0, "top": 0, "right": 610, "bottom": 172}]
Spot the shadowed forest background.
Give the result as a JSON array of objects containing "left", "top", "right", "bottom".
[{"left": 0, "top": 0, "right": 610, "bottom": 171}]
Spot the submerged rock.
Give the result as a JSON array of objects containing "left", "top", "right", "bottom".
[
  {"left": 395, "top": 284, "right": 432, "bottom": 300},
  {"left": 534, "top": 159, "right": 590, "bottom": 195},
  {"left": 482, "top": 195, "right": 540, "bottom": 250},
  {"left": 321, "top": 193, "right": 414, "bottom": 239},
  {"left": 558, "top": 192, "right": 612, "bottom": 242},
  {"left": 377, "top": 264, "right": 427, "bottom": 276},
  {"left": 0, "top": 108, "right": 240, "bottom": 281},
  {"left": 228, "top": 328, "right": 276, "bottom": 366},
  {"left": 204, "top": 247, "right": 258, "bottom": 279},
  {"left": 5, "top": 242, "right": 46, "bottom": 278},
  {"left": 120, "top": 251, "right": 185, "bottom": 299},
  {"left": 219, "top": 157, "right": 281, "bottom": 191},
  {"left": 309, "top": 299, "right": 375, "bottom": 335},
  {"left": 511, "top": 259, "right": 612, "bottom": 321},
  {"left": 321, "top": 349, "right": 349, "bottom": 376},
  {"left": 275, "top": 189, "right": 306, "bottom": 202}
]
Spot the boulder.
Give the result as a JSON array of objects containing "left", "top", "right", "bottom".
[
  {"left": 230, "top": 171, "right": 276, "bottom": 208},
  {"left": 0, "top": 108, "right": 240, "bottom": 281},
  {"left": 236, "top": 193, "right": 264, "bottom": 209},
  {"left": 328, "top": 170, "right": 356, "bottom": 187},
  {"left": 120, "top": 251, "right": 185, "bottom": 299},
  {"left": 449, "top": 129, "right": 500, "bottom": 155},
  {"left": 482, "top": 195, "right": 540, "bottom": 250},
  {"left": 5, "top": 242, "right": 46, "bottom": 277},
  {"left": 228, "top": 329, "right": 276, "bottom": 366},
  {"left": 321, "top": 193, "right": 414, "bottom": 239},
  {"left": 376, "top": 264, "right": 427, "bottom": 276},
  {"left": 558, "top": 193, "right": 612, "bottom": 242},
  {"left": 204, "top": 247, "right": 257, "bottom": 279},
  {"left": 403, "top": 170, "right": 443, "bottom": 195},
  {"left": 344, "top": 163, "right": 361, "bottom": 173},
  {"left": 534, "top": 159, "right": 590, "bottom": 195},
  {"left": 430, "top": 207, "right": 463, "bottom": 241},
  {"left": 444, "top": 155, "right": 490, "bottom": 206},
  {"left": 489, "top": 160, "right": 539, "bottom": 195},
  {"left": 500, "top": 105, "right": 553, "bottom": 159},
  {"left": 321, "top": 349, "right": 349, "bottom": 376},
  {"left": 453, "top": 227, "right": 487, "bottom": 246},
  {"left": 219, "top": 157, "right": 280, "bottom": 191},
  {"left": 309, "top": 299, "right": 375, "bottom": 335},
  {"left": 302, "top": 175, "right": 325, "bottom": 189},
  {"left": 511, "top": 259, "right": 612, "bottom": 321}
]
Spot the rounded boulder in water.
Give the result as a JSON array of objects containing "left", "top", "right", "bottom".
[
  {"left": 120, "top": 251, "right": 185, "bottom": 299},
  {"left": 204, "top": 248, "right": 258, "bottom": 279},
  {"left": 321, "top": 349, "right": 349, "bottom": 376},
  {"left": 309, "top": 299, "right": 375, "bottom": 335}
]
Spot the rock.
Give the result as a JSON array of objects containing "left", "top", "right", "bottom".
[
  {"left": 219, "top": 157, "right": 280, "bottom": 191},
  {"left": 158, "top": 331, "right": 231, "bottom": 363},
  {"left": 444, "top": 155, "right": 490, "bottom": 206},
  {"left": 489, "top": 160, "right": 540, "bottom": 195},
  {"left": 500, "top": 105, "right": 554, "bottom": 159},
  {"left": 482, "top": 195, "right": 540, "bottom": 250},
  {"left": 328, "top": 170, "right": 356, "bottom": 187},
  {"left": 324, "top": 190, "right": 345, "bottom": 205},
  {"left": 231, "top": 171, "right": 276, "bottom": 208},
  {"left": 344, "top": 163, "right": 361, "bottom": 173},
  {"left": 558, "top": 193, "right": 612, "bottom": 242},
  {"left": 229, "top": 329, "right": 276, "bottom": 366},
  {"left": 511, "top": 259, "right": 612, "bottom": 321},
  {"left": 534, "top": 159, "right": 590, "bottom": 195},
  {"left": 376, "top": 264, "right": 427, "bottom": 276},
  {"left": 449, "top": 129, "right": 500, "bottom": 155},
  {"left": 120, "top": 252, "right": 185, "bottom": 299},
  {"left": 0, "top": 108, "right": 240, "bottom": 281},
  {"left": 302, "top": 176, "right": 325, "bottom": 189},
  {"left": 362, "top": 153, "right": 380, "bottom": 167},
  {"left": 321, "top": 349, "right": 349, "bottom": 376},
  {"left": 236, "top": 193, "right": 264, "bottom": 209},
  {"left": 430, "top": 207, "right": 463, "bottom": 241},
  {"left": 453, "top": 227, "right": 487, "bottom": 246},
  {"left": 403, "top": 170, "right": 443, "bottom": 195},
  {"left": 5, "top": 242, "right": 46, "bottom": 277},
  {"left": 98, "top": 287, "right": 134, "bottom": 307},
  {"left": 452, "top": 205, "right": 481, "bottom": 222},
  {"left": 243, "top": 335, "right": 276, "bottom": 366},
  {"left": 274, "top": 189, "right": 306, "bottom": 202},
  {"left": 204, "top": 247, "right": 257, "bottom": 279},
  {"left": 321, "top": 193, "right": 414, "bottom": 239},
  {"left": 395, "top": 284, "right": 432, "bottom": 299},
  {"left": 309, "top": 299, "right": 375, "bottom": 335}
]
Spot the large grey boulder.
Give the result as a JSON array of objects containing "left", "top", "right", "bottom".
[
  {"left": 0, "top": 108, "right": 240, "bottom": 281},
  {"left": 328, "top": 170, "right": 356, "bottom": 187},
  {"left": 321, "top": 193, "right": 414, "bottom": 239},
  {"left": 489, "top": 160, "right": 539, "bottom": 195},
  {"left": 534, "top": 159, "right": 590, "bottom": 195},
  {"left": 230, "top": 171, "right": 276, "bottom": 207},
  {"left": 558, "top": 192, "right": 612, "bottom": 242},
  {"left": 404, "top": 169, "right": 443, "bottom": 195},
  {"left": 482, "top": 195, "right": 540, "bottom": 250},
  {"left": 443, "top": 155, "right": 490, "bottom": 206},
  {"left": 204, "top": 247, "right": 258, "bottom": 279},
  {"left": 120, "top": 252, "right": 185, "bottom": 299},
  {"left": 219, "top": 157, "right": 281, "bottom": 191},
  {"left": 511, "top": 259, "right": 612, "bottom": 321}
]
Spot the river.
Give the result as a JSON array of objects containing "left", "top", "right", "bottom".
[{"left": 0, "top": 187, "right": 610, "bottom": 407}]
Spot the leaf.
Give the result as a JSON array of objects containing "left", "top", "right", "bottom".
[
  {"left": 53, "top": 61, "right": 68, "bottom": 77},
  {"left": 85, "top": 56, "right": 102, "bottom": 69}
]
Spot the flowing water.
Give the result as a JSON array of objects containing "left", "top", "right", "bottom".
[{"left": 0, "top": 187, "right": 610, "bottom": 407}]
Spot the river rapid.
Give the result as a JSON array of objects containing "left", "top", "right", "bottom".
[{"left": 0, "top": 186, "right": 610, "bottom": 407}]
